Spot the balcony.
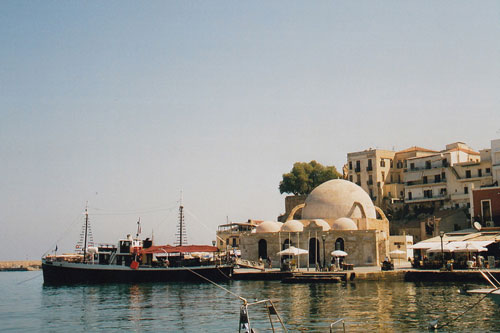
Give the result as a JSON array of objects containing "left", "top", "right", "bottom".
[
  {"left": 404, "top": 194, "right": 449, "bottom": 203},
  {"left": 405, "top": 179, "right": 447, "bottom": 187},
  {"left": 404, "top": 165, "right": 446, "bottom": 173}
]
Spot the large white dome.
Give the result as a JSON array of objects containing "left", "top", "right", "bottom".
[
  {"left": 281, "top": 220, "right": 304, "bottom": 232},
  {"left": 255, "top": 221, "right": 283, "bottom": 233},
  {"left": 302, "top": 179, "right": 376, "bottom": 220}
]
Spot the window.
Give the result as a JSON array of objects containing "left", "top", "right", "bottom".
[
  {"left": 425, "top": 161, "right": 431, "bottom": 169},
  {"left": 232, "top": 238, "right": 237, "bottom": 247},
  {"left": 442, "top": 172, "right": 446, "bottom": 180},
  {"left": 486, "top": 168, "right": 491, "bottom": 174},
  {"left": 368, "top": 175, "right": 373, "bottom": 185},
  {"left": 349, "top": 161, "right": 352, "bottom": 170},
  {"left": 465, "top": 170, "right": 471, "bottom": 178},
  {"left": 481, "top": 200, "right": 492, "bottom": 223},
  {"left": 388, "top": 191, "right": 392, "bottom": 197},
  {"left": 349, "top": 175, "right": 353, "bottom": 182},
  {"left": 390, "top": 159, "right": 394, "bottom": 168},
  {"left": 442, "top": 159, "right": 448, "bottom": 167},
  {"left": 367, "top": 159, "right": 373, "bottom": 171},
  {"left": 258, "top": 239, "right": 268, "bottom": 259},
  {"left": 380, "top": 159, "right": 386, "bottom": 167},
  {"left": 434, "top": 174, "right": 441, "bottom": 183},
  {"left": 408, "top": 191, "right": 412, "bottom": 200},
  {"left": 381, "top": 171, "right": 385, "bottom": 180},
  {"left": 423, "top": 176, "right": 428, "bottom": 184},
  {"left": 410, "top": 163, "right": 415, "bottom": 170},
  {"left": 478, "top": 169, "right": 482, "bottom": 177},
  {"left": 464, "top": 186, "right": 468, "bottom": 194},
  {"left": 335, "top": 238, "right": 345, "bottom": 251},
  {"left": 440, "top": 188, "right": 447, "bottom": 195},
  {"left": 390, "top": 174, "right": 393, "bottom": 182},
  {"left": 355, "top": 161, "right": 361, "bottom": 172}
]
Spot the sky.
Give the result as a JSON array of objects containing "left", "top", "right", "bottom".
[{"left": 1, "top": 1, "right": 499, "bottom": 260}]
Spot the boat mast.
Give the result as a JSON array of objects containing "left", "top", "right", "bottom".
[
  {"left": 83, "top": 203, "right": 89, "bottom": 262},
  {"left": 175, "top": 192, "right": 187, "bottom": 246}
]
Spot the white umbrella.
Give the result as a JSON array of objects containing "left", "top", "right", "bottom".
[
  {"left": 277, "top": 246, "right": 308, "bottom": 256},
  {"left": 389, "top": 249, "right": 406, "bottom": 256},
  {"left": 453, "top": 242, "right": 488, "bottom": 253},
  {"left": 331, "top": 250, "right": 348, "bottom": 257}
]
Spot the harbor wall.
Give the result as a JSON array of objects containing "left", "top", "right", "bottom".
[{"left": 0, "top": 260, "right": 41, "bottom": 271}]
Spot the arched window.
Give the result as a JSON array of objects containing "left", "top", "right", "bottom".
[
  {"left": 282, "top": 239, "right": 293, "bottom": 250},
  {"left": 309, "top": 238, "right": 320, "bottom": 265},
  {"left": 258, "top": 239, "right": 267, "bottom": 259},
  {"left": 335, "top": 238, "right": 345, "bottom": 251}
]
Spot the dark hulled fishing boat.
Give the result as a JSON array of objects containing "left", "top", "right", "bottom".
[{"left": 42, "top": 204, "right": 232, "bottom": 285}]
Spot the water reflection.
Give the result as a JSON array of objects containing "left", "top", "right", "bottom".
[{"left": 34, "top": 278, "right": 500, "bottom": 332}]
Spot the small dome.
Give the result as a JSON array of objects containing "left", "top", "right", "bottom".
[
  {"left": 309, "top": 219, "right": 331, "bottom": 231},
  {"left": 255, "top": 221, "right": 283, "bottom": 233},
  {"left": 281, "top": 220, "right": 304, "bottom": 232},
  {"left": 302, "top": 179, "right": 376, "bottom": 220},
  {"left": 332, "top": 217, "right": 358, "bottom": 230}
]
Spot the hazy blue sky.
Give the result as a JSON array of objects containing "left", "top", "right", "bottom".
[{"left": 1, "top": 1, "right": 499, "bottom": 260}]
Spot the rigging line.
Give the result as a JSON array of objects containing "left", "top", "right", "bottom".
[
  {"left": 42, "top": 212, "right": 83, "bottom": 257},
  {"left": 89, "top": 203, "right": 179, "bottom": 214},
  {"left": 435, "top": 289, "right": 497, "bottom": 329},
  {"left": 185, "top": 267, "right": 246, "bottom": 303},
  {"left": 183, "top": 208, "right": 215, "bottom": 234},
  {"left": 17, "top": 272, "right": 43, "bottom": 285}
]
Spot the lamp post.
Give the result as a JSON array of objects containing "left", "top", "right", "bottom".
[
  {"left": 439, "top": 231, "right": 445, "bottom": 269},
  {"left": 322, "top": 234, "right": 326, "bottom": 271}
]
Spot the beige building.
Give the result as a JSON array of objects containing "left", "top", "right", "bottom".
[
  {"left": 492, "top": 139, "right": 500, "bottom": 185},
  {"left": 346, "top": 149, "right": 396, "bottom": 207},
  {"left": 404, "top": 142, "right": 493, "bottom": 210},
  {"left": 239, "top": 180, "right": 391, "bottom": 268},
  {"left": 347, "top": 147, "right": 438, "bottom": 206},
  {"left": 347, "top": 141, "right": 498, "bottom": 213}
]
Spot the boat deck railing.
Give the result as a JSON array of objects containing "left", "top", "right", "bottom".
[{"left": 330, "top": 318, "right": 346, "bottom": 332}]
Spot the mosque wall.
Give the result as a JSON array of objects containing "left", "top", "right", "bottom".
[{"left": 240, "top": 229, "right": 385, "bottom": 268}]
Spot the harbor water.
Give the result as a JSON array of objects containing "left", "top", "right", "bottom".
[{"left": 2, "top": 271, "right": 500, "bottom": 332}]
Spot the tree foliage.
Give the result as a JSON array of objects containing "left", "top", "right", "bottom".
[{"left": 279, "top": 160, "right": 341, "bottom": 195}]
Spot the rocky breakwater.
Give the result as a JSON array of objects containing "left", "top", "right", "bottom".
[{"left": 0, "top": 260, "right": 42, "bottom": 271}]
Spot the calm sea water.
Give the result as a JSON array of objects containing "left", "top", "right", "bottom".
[{"left": 1, "top": 271, "right": 500, "bottom": 332}]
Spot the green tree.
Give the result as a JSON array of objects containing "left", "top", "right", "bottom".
[{"left": 279, "top": 160, "right": 341, "bottom": 195}]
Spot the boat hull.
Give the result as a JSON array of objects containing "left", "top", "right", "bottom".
[{"left": 42, "top": 261, "right": 233, "bottom": 285}]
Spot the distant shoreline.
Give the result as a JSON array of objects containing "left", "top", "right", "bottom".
[{"left": 0, "top": 260, "right": 41, "bottom": 271}]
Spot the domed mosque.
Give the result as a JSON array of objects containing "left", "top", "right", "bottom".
[{"left": 239, "top": 179, "right": 390, "bottom": 269}]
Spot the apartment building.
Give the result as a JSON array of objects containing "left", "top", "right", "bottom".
[
  {"left": 347, "top": 147, "right": 437, "bottom": 206},
  {"left": 346, "top": 149, "right": 395, "bottom": 207},
  {"left": 347, "top": 140, "right": 499, "bottom": 212},
  {"left": 492, "top": 139, "right": 500, "bottom": 184},
  {"left": 403, "top": 142, "right": 493, "bottom": 209}
]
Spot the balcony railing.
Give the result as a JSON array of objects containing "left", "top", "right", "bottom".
[{"left": 405, "top": 194, "right": 449, "bottom": 202}]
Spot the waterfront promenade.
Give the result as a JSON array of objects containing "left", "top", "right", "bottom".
[{"left": 234, "top": 262, "right": 500, "bottom": 283}]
